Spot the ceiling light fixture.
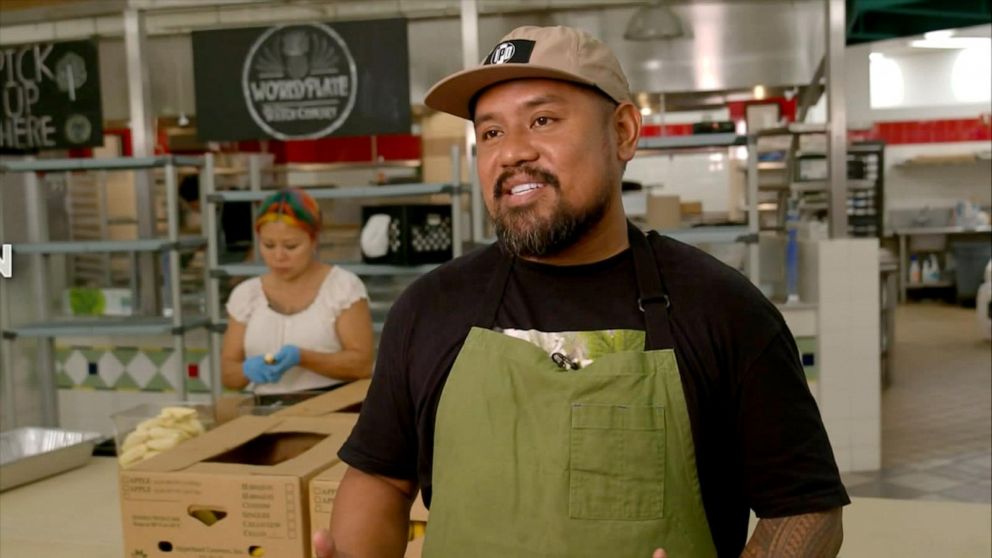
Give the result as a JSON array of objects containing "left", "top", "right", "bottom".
[
  {"left": 910, "top": 29, "right": 991, "bottom": 49},
  {"left": 624, "top": 1, "right": 685, "bottom": 41}
]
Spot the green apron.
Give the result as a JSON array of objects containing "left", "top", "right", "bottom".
[{"left": 423, "top": 222, "right": 717, "bottom": 557}]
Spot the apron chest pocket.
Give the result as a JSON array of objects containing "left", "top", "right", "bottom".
[{"left": 568, "top": 403, "right": 666, "bottom": 521}]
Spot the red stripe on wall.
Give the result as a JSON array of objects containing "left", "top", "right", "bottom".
[
  {"left": 234, "top": 134, "right": 421, "bottom": 164},
  {"left": 641, "top": 124, "right": 694, "bottom": 137},
  {"left": 853, "top": 116, "right": 992, "bottom": 145}
]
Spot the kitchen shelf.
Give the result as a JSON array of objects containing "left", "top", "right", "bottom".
[
  {"left": 12, "top": 238, "right": 206, "bottom": 255},
  {"left": 273, "top": 160, "right": 422, "bottom": 172},
  {"left": 637, "top": 133, "right": 745, "bottom": 150},
  {"left": 0, "top": 155, "right": 215, "bottom": 426},
  {"left": 0, "top": 155, "right": 203, "bottom": 173},
  {"left": 894, "top": 226, "right": 992, "bottom": 302},
  {"left": 895, "top": 153, "right": 991, "bottom": 167},
  {"left": 4, "top": 316, "right": 210, "bottom": 339},
  {"left": 653, "top": 225, "right": 757, "bottom": 245},
  {"left": 905, "top": 281, "right": 955, "bottom": 290},
  {"left": 753, "top": 123, "right": 827, "bottom": 137},
  {"left": 894, "top": 225, "right": 992, "bottom": 235},
  {"left": 790, "top": 179, "right": 876, "bottom": 192},
  {"left": 757, "top": 162, "right": 787, "bottom": 171},
  {"left": 207, "top": 183, "right": 460, "bottom": 203},
  {"left": 210, "top": 262, "right": 440, "bottom": 278},
  {"left": 212, "top": 317, "right": 384, "bottom": 335}
]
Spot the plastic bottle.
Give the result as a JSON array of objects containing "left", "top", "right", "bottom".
[
  {"left": 922, "top": 257, "right": 935, "bottom": 284},
  {"left": 926, "top": 255, "right": 941, "bottom": 283},
  {"left": 785, "top": 197, "right": 800, "bottom": 303},
  {"left": 909, "top": 255, "right": 922, "bottom": 284}
]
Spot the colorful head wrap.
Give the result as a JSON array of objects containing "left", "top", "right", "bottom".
[{"left": 254, "top": 188, "right": 322, "bottom": 239}]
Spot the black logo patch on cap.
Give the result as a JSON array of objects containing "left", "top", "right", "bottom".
[{"left": 484, "top": 40, "right": 536, "bottom": 65}]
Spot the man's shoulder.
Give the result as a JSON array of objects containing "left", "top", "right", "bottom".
[
  {"left": 390, "top": 243, "right": 502, "bottom": 318},
  {"left": 648, "top": 233, "right": 782, "bottom": 325}
]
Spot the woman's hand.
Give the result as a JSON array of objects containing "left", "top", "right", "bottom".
[
  {"left": 272, "top": 344, "right": 301, "bottom": 373},
  {"left": 242, "top": 355, "right": 282, "bottom": 384}
]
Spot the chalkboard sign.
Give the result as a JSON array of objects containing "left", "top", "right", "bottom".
[
  {"left": 193, "top": 18, "right": 410, "bottom": 142},
  {"left": 0, "top": 39, "right": 103, "bottom": 153}
]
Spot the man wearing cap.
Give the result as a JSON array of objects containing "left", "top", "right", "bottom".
[{"left": 315, "top": 26, "right": 848, "bottom": 558}]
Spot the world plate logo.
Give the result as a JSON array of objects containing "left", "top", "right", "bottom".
[{"left": 242, "top": 23, "right": 357, "bottom": 140}]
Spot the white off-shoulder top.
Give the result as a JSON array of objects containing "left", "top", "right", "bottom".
[{"left": 226, "top": 266, "right": 368, "bottom": 394}]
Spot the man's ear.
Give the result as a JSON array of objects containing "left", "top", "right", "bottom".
[{"left": 613, "top": 101, "right": 642, "bottom": 163}]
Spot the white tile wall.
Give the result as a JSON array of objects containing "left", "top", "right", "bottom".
[
  {"left": 624, "top": 151, "right": 735, "bottom": 214},
  {"left": 815, "top": 238, "right": 882, "bottom": 473},
  {"left": 851, "top": 444, "right": 882, "bottom": 472}
]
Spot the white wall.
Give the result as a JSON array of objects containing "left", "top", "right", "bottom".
[
  {"left": 843, "top": 37, "right": 992, "bottom": 220},
  {"left": 624, "top": 152, "right": 735, "bottom": 214}
]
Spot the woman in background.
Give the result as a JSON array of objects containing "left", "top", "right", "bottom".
[{"left": 221, "top": 188, "right": 373, "bottom": 394}]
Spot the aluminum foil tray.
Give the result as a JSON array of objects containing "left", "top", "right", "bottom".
[{"left": 0, "top": 427, "right": 103, "bottom": 491}]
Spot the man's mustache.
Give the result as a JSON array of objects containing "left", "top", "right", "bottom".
[{"left": 493, "top": 166, "right": 561, "bottom": 198}]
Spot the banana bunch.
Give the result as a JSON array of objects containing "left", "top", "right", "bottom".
[{"left": 118, "top": 406, "right": 206, "bottom": 468}]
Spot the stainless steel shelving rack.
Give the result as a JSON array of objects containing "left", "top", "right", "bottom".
[
  {"left": 0, "top": 155, "right": 213, "bottom": 428},
  {"left": 634, "top": 133, "right": 760, "bottom": 284},
  {"left": 201, "top": 147, "right": 466, "bottom": 390},
  {"left": 749, "top": 125, "right": 882, "bottom": 237}
]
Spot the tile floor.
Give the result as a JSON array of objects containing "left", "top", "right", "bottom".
[{"left": 841, "top": 302, "right": 992, "bottom": 504}]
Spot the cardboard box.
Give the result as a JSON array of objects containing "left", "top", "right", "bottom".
[
  {"left": 120, "top": 413, "right": 357, "bottom": 558},
  {"left": 309, "top": 461, "right": 428, "bottom": 558},
  {"left": 646, "top": 193, "right": 682, "bottom": 230},
  {"left": 680, "top": 201, "right": 703, "bottom": 217},
  {"left": 271, "top": 379, "right": 371, "bottom": 417},
  {"left": 214, "top": 394, "right": 254, "bottom": 425}
]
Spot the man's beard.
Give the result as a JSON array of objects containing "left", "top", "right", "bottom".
[{"left": 491, "top": 165, "right": 610, "bottom": 258}]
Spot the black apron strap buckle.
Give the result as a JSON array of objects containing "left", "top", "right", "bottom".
[{"left": 638, "top": 294, "right": 671, "bottom": 312}]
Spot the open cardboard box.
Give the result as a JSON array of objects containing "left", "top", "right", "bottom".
[
  {"left": 119, "top": 413, "right": 357, "bottom": 558},
  {"left": 310, "top": 461, "right": 428, "bottom": 558},
  {"left": 270, "top": 379, "right": 371, "bottom": 417}
]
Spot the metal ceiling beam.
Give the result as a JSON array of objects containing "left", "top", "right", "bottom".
[
  {"left": 0, "top": 0, "right": 646, "bottom": 44},
  {"left": 0, "top": 0, "right": 125, "bottom": 25},
  {"left": 866, "top": 6, "right": 992, "bottom": 20}
]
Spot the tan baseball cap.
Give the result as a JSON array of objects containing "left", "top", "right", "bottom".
[{"left": 424, "top": 25, "right": 632, "bottom": 120}]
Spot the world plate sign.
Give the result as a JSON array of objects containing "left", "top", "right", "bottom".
[{"left": 241, "top": 23, "right": 358, "bottom": 140}]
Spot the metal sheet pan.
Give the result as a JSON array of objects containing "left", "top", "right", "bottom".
[{"left": 0, "top": 427, "right": 104, "bottom": 491}]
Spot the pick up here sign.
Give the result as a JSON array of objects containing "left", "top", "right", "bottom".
[
  {"left": 192, "top": 18, "right": 411, "bottom": 142},
  {"left": 0, "top": 39, "right": 103, "bottom": 153}
]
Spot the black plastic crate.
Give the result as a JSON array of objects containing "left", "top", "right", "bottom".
[{"left": 361, "top": 204, "right": 453, "bottom": 265}]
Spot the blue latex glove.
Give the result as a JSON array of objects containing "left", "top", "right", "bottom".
[
  {"left": 271, "top": 344, "right": 301, "bottom": 375},
  {"left": 242, "top": 355, "right": 281, "bottom": 384}
]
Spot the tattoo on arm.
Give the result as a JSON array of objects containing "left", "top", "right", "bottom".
[{"left": 741, "top": 508, "right": 843, "bottom": 558}]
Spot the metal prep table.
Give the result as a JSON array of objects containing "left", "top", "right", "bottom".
[{"left": 894, "top": 225, "right": 992, "bottom": 302}]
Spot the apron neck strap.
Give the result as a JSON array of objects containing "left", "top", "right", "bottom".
[
  {"left": 474, "top": 222, "right": 676, "bottom": 350},
  {"left": 627, "top": 221, "right": 675, "bottom": 350},
  {"left": 475, "top": 248, "right": 516, "bottom": 329}
]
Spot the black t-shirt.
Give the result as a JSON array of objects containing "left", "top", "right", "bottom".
[{"left": 340, "top": 235, "right": 849, "bottom": 557}]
